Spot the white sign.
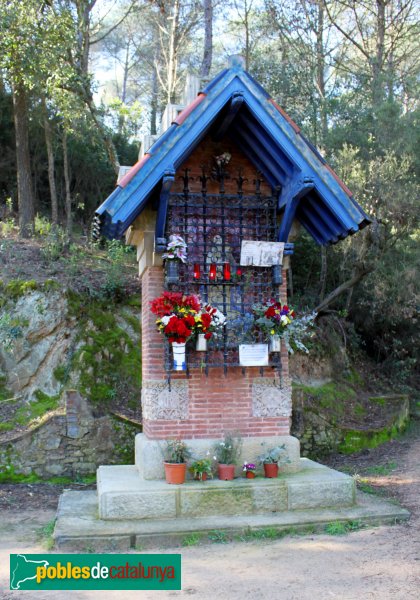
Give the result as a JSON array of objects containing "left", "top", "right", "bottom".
[
  {"left": 239, "top": 344, "right": 269, "bottom": 367},
  {"left": 240, "top": 241, "right": 284, "bottom": 267}
]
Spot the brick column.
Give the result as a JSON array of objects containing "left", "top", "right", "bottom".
[{"left": 141, "top": 266, "right": 167, "bottom": 382}]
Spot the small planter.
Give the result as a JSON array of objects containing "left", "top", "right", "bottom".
[
  {"left": 165, "top": 260, "right": 179, "bottom": 284},
  {"left": 269, "top": 334, "right": 281, "bottom": 353},
  {"left": 196, "top": 334, "right": 208, "bottom": 351},
  {"left": 164, "top": 462, "right": 187, "bottom": 484},
  {"left": 217, "top": 464, "right": 235, "bottom": 480},
  {"left": 245, "top": 471, "right": 256, "bottom": 479},
  {"left": 172, "top": 342, "right": 186, "bottom": 371},
  {"left": 194, "top": 472, "right": 208, "bottom": 482},
  {"left": 263, "top": 463, "right": 279, "bottom": 478}
]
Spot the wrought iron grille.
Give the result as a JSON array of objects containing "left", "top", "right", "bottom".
[{"left": 164, "top": 171, "right": 283, "bottom": 375}]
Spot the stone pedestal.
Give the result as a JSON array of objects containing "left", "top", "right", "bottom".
[{"left": 97, "top": 459, "right": 356, "bottom": 521}]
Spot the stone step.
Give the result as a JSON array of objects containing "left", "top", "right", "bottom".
[
  {"left": 54, "top": 489, "right": 410, "bottom": 552},
  {"left": 97, "top": 458, "right": 355, "bottom": 521}
]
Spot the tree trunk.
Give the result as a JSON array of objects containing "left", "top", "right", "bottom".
[
  {"left": 200, "top": 0, "right": 213, "bottom": 78},
  {"left": 319, "top": 245, "right": 327, "bottom": 301},
  {"left": 287, "top": 265, "right": 294, "bottom": 300},
  {"left": 371, "top": 0, "right": 386, "bottom": 145},
  {"left": 12, "top": 82, "right": 35, "bottom": 237},
  {"left": 150, "top": 59, "right": 159, "bottom": 135},
  {"left": 62, "top": 129, "right": 72, "bottom": 238},
  {"left": 117, "top": 40, "right": 131, "bottom": 135},
  {"left": 85, "top": 95, "right": 120, "bottom": 175},
  {"left": 74, "top": 1, "right": 120, "bottom": 173},
  {"left": 42, "top": 98, "right": 58, "bottom": 225},
  {"left": 316, "top": 0, "right": 327, "bottom": 151},
  {"left": 167, "top": 0, "right": 180, "bottom": 103},
  {"left": 244, "top": 0, "right": 250, "bottom": 70},
  {"left": 76, "top": 0, "right": 95, "bottom": 76},
  {"left": 121, "top": 40, "right": 130, "bottom": 104},
  {"left": 315, "top": 264, "right": 373, "bottom": 313}
]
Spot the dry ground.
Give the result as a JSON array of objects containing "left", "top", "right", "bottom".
[{"left": 0, "top": 421, "right": 419, "bottom": 600}]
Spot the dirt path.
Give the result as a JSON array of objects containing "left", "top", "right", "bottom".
[{"left": 1, "top": 423, "right": 419, "bottom": 600}]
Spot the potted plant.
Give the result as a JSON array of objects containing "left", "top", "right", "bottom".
[
  {"left": 162, "top": 439, "right": 192, "bottom": 484},
  {"left": 253, "top": 299, "right": 295, "bottom": 352},
  {"left": 257, "top": 444, "right": 288, "bottom": 478},
  {"left": 162, "top": 235, "right": 187, "bottom": 283},
  {"left": 213, "top": 433, "right": 243, "bottom": 480},
  {"left": 189, "top": 458, "right": 213, "bottom": 481},
  {"left": 242, "top": 462, "right": 256, "bottom": 479}
]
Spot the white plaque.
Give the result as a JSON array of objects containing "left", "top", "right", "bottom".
[
  {"left": 239, "top": 344, "right": 269, "bottom": 367},
  {"left": 240, "top": 241, "right": 284, "bottom": 267}
]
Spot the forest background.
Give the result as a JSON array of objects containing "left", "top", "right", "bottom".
[{"left": 0, "top": 0, "right": 418, "bottom": 394}]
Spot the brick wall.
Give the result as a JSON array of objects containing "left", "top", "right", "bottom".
[
  {"left": 141, "top": 267, "right": 291, "bottom": 440},
  {"left": 172, "top": 137, "right": 273, "bottom": 196}
]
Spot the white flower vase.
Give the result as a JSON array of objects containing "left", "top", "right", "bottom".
[
  {"left": 196, "top": 334, "right": 208, "bottom": 351},
  {"left": 165, "top": 261, "right": 179, "bottom": 284},
  {"left": 269, "top": 334, "right": 281, "bottom": 353},
  {"left": 172, "top": 342, "right": 186, "bottom": 371}
]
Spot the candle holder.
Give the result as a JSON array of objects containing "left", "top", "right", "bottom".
[
  {"left": 223, "top": 263, "right": 231, "bottom": 281},
  {"left": 193, "top": 263, "right": 201, "bottom": 279},
  {"left": 209, "top": 263, "right": 217, "bottom": 281}
]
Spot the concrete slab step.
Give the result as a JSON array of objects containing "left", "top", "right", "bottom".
[
  {"left": 97, "top": 459, "right": 356, "bottom": 520},
  {"left": 54, "top": 489, "right": 410, "bottom": 552}
]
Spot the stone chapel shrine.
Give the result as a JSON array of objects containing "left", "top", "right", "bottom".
[{"left": 53, "top": 56, "right": 398, "bottom": 539}]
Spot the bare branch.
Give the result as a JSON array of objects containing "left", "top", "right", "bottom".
[
  {"left": 322, "top": 0, "right": 371, "bottom": 60},
  {"left": 91, "top": 0, "right": 138, "bottom": 45}
]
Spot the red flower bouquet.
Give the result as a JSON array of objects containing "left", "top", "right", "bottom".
[
  {"left": 150, "top": 292, "right": 201, "bottom": 343},
  {"left": 253, "top": 299, "right": 296, "bottom": 336},
  {"left": 196, "top": 304, "right": 227, "bottom": 340},
  {"left": 150, "top": 292, "right": 226, "bottom": 344}
]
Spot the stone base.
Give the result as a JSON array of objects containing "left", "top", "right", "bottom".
[
  {"left": 135, "top": 433, "right": 300, "bottom": 480},
  {"left": 54, "top": 488, "right": 409, "bottom": 551},
  {"left": 98, "top": 459, "right": 354, "bottom": 520}
]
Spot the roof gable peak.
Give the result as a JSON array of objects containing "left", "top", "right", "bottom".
[{"left": 95, "top": 63, "right": 370, "bottom": 244}]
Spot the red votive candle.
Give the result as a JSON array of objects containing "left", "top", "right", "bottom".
[
  {"left": 236, "top": 267, "right": 242, "bottom": 277},
  {"left": 223, "top": 263, "right": 231, "bottom": 280},
  {"left": 193, "top": 263, "right": 201, "bottom": 279},
  {"left": 209, "top": 263, "right": 217, "bottom": 280}
]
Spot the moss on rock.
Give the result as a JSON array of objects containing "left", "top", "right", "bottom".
[
  {"left": 0, "top": 376, "right": 13, "bottom": 402},
  {"left": 70, "top": 299, "right": 141, "bottom": 405},
  {"left": 293, "top": 381, "right": 356, "bottom": 420},
  {"left": 292, "top": 380, "right": 410, "bottom": 458},
  {"left": 111, "top": 415, "right": 142, "bottom": 464},
  {"left": 14, "top": 391, "right": 60, "bottom": 426}
]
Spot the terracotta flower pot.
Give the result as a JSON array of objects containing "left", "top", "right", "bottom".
[
  {"left": 217, "top": 464, "right": 235, "bottom": 480},
  {"left": 246, "top": 471, "right": 256, "bottom": 479},
  {"left": 164, "top": 462, "right": 187, "bottom": 484},
  {"left": 194, "top": 472, "right": 208, "bottom": 481},
  {"left": 263, "top": 463, "right": 279, "bottom": 478}
]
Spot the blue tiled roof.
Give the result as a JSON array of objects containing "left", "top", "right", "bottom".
[{"left": 96, "top": 64, "right": 370, "bottom": 244}]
